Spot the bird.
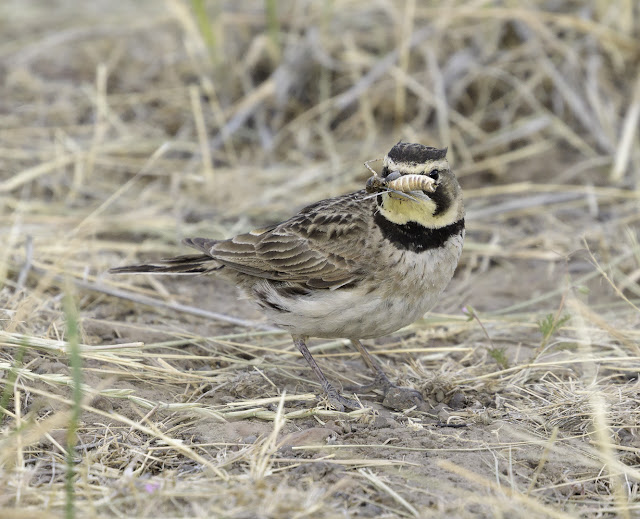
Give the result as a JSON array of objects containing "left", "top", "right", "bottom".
[{"left": 110, "top": 142, "right": 465, "bottom": 411}]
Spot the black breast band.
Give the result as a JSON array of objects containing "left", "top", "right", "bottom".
[{"left": 374, "top": 213, "right": 465, "bottom": 253}]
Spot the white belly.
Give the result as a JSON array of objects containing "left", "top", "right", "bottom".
[
  {"left": 268, "top": 285, "right": 438, "bottom": 339},
  {"left": 254, "top": 234, "right": 463, "bottom": 339}
]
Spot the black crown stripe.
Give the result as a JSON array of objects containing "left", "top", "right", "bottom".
[{"left": 387, "top": 142, "right": 448, "bottom": 163}]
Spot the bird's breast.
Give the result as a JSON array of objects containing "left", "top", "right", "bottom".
[{"left": 253, "top": 230, "right": 464, "bottom": 339}]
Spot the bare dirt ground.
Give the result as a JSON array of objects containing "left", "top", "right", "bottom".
[{"left": 1, "top": 1, "right": 640, "bottom": 518}]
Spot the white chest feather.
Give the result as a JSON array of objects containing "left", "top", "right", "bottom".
[{"left": 255, "top": 231, "right": 464, "bottom": 339}]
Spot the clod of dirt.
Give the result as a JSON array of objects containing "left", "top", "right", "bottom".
[
  {"left": 448, "top": 391, "right": 466, "bottom": 409},
  {"left": 279, "top": 427, "right": 337, "bottom": 449}
]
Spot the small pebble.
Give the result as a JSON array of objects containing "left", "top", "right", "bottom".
[{"left": 449, "top": 392, "right": 466, "bottom": 409}]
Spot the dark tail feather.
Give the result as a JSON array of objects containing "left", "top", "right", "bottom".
[{"left": 109, "top": 254, "right": 221, "bottom": 275}]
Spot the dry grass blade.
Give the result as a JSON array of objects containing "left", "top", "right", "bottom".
[
  {"left": 250, "top": 392, "right": 286, "bottom": 480},
  {"left": 611, "top": 70, "right": 640, "bottom": 181},
  {"left": 437, "top": 460, "right": 577, "bottom": 519},
  {"left": 358, "top": 468, "right": 419, "bottom": 518}
]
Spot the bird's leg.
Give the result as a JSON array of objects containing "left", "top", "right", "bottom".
[
  {"left": 347, "top": 339, "right": 394, "bottom": 392},
  {"left": 348, "top": 339, "right": 424, "bottom": 409},
  {"left": 292, "top": 334, "right": 360, "bottom": 412}
]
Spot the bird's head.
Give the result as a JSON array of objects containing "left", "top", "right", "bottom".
[{"left": 373, "top": 142, "right": 464, "bottom": 229}]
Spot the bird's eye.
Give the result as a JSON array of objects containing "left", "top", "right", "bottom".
[{"left": 428, "top": 169, "right": 440, "bottom": 180}]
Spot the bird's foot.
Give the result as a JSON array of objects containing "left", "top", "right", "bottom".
[
  {"left": 382, "top": 385, "right": 424, "bottom": 411},
  {"left": 324, "top": 386, "right": 362, "bottom": 412},
  {"left": 345, "top": 371, "right": 424, "bottom": 410},
  {"left": 345, "top": 371, "right": 394, "bottom": 394}
]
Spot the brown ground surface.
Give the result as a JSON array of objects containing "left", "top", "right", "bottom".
[{"left": 1, "top": 2, "right": 639, "bottom": 518}]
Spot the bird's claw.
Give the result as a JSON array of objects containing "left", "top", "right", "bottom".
[
  {"left": 325, "top": 388, "right": 361, "bottom": 412},
  {"left": 345, "top": 371, "right": 393, "bottom": 394}
]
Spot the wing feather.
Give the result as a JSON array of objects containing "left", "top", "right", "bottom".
[{"left": 184, "top": 191, "right": 372, "bottom": 289}]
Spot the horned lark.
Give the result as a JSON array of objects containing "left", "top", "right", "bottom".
[{"left": 111, "top": 142, "right": 465, "bottom": 411}]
